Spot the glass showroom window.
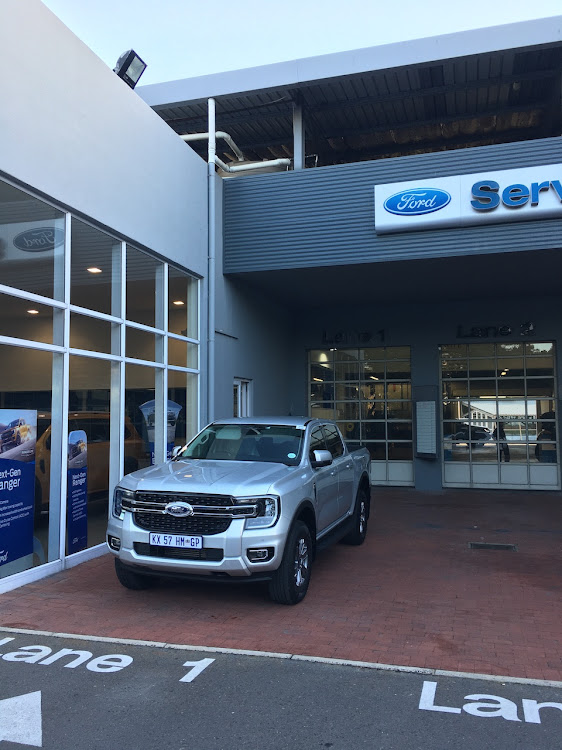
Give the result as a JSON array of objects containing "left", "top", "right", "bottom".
[
  {"left": 0, "top": 343, "right": 61, "bottom": 580},
  {"left": 309, "top": 347, "right": 413, "bottom": 484},
  {"left": 71, "top": 219, "right": 122, "bottom": 317},
  {"left": 67, "top": 356, "right": 116, "bottom": 553},
  {"left": 0, "top": 177, "right": 67, "bottom": 584},
  {"left": 0, "top": 181, "right": 65, "bottom": 300},
  {"left": 0, "top": 177, "right": 200, "bottom": 588},
  {"left": 125, "top": 363, "right": 155, "bottom": 472},
  {"left": 168, "top": 266, "right": 199, "bottom": 448},
  {"left": 442, "top": 342, "right": 558, "bottom": 489},
  {"left": 125, "top": 248, "right": 200, "bottom": 465},
  {"left": 126, "top": 244, "right": 164, "bottom": 328}
]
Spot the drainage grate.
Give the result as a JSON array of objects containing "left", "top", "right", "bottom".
[{"left": 469, "top": 542, "right": 517, "bottom": 551}]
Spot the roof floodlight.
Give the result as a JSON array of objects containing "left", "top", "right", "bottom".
[{"left": 113, "top": 50, "right": 147, "bottom": 89}]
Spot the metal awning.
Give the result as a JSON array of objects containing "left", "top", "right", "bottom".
[{"left": 139, "top": 17, "right": 562, "bottom": 167}]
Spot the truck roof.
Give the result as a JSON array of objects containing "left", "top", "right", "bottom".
[{"left": 212, "top": 416, "right": 321, "bottom": 429}]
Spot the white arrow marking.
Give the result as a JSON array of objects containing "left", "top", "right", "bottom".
[{"left": 0, "top": 691, "right": 42, "bottom": 746}]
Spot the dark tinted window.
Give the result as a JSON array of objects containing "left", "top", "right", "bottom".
[
  {"left": 309, "top": 426, "right": 327, "bottom": 461},
  {"left": 323, "top": 424, "right": 344, "bottom": 458}
]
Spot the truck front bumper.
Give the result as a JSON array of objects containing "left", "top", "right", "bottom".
[{"left": 107, "top": 511, "right": 287, "bottom": 578}]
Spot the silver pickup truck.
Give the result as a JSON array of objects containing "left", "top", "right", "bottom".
[{"left": 107, "top": 417, "right": 371, "bottom": 604}]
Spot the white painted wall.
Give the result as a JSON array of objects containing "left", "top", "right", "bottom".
[{"left": 0, "top": 0, "right": 207, "bottom": 276}]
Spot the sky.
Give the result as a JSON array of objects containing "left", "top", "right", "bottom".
[{"left": 41, "top": 0, "right": 562, "bottom": 86}]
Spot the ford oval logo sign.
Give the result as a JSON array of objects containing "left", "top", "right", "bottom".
[
  {"left": 13, "top": 227, "right": 65, "bottom": 252},
  {"left": 165, "top": 501, "right": 194, "bottom": 518},
  {"left": 383, "top": 188, "right": 451, "bottom": 216}
]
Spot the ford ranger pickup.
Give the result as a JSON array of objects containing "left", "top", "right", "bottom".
[{"left": 107, "top": 417, "right": 371, "bottom": 604}]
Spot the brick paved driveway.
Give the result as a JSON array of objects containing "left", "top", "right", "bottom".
[{"left": 1, "top": 489, "right": 560, "bottom": 681}]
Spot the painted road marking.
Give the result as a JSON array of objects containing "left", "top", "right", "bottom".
[
  {"left": 0, "top": 691, "right": 42, "bottom": 747},
  {"left": 180, "top": 658, "right": 215, "bottom": 682},
  {"left": 419, "top": 680, "right": 562, "bottom": 725},
  {"left": 1, "top": 634, "right": 214, "bottom": 683}
]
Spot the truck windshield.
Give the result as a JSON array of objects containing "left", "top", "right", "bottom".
[{"left": 178, "top": 424, "right": 304, "bottom": 466}]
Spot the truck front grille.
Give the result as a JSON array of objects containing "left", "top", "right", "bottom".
[
  {"left": 123, "top": 491, "right": 259, "bottom": 536},
  {"left": 135, "top": 492, "right": 235, "bottom": 507},
  {"left": 134, "top": 542, "right": 224, "bottom": 561},
  {"left": 134, "top": 514, "right": 231, "bottom": 535}
]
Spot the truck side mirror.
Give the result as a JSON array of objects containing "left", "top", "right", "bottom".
[
  {"left": 171, "top": 445, "right": 183, "bottom": 459},
  {"left": 311, "top": 449, "right": 333, "bottom": 468}
]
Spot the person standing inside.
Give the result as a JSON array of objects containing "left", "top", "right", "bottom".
[
  {"left": 535, "top": 425, "right": 556, "bottom": 463},
  {"left": 493, "top": 421, "right": 510, "bottom": 462}
]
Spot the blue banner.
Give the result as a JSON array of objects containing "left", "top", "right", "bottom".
[
  {"left": 0, "top": 409, "right": 37, "bottom": 574},
  {"left": 139, "top": 400, "right": 182, "bottom": 464},
  {"left": 67, "top": 429, "right": 88, "bottom": 554}
]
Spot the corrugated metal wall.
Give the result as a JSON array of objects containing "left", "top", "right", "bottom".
[{"left": 223, "top": 137, "right": 562, "bottom": 273}]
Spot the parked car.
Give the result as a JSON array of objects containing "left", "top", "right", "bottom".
[
  {"left": 452, "top": 424, "right": 492, "bottom": 445},
  {"left": 108, "top": 417, "right": 371, "bottom": 605}
]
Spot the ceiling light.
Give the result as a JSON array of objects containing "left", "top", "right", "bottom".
[
  {"left": 27, "top": 309, "right": 39, "bottom": 315},
  {"left": 172, "top": 300, "right": 185, "bottom": 306},
  {"left": 370, "top": 376, "right": 379, "bottom": 380},
  {"left": 313, "top": 378, "right": 324, "bottom": 382},
  {"left": 87, "top": 267, "right": 102, "bottom": 274}
]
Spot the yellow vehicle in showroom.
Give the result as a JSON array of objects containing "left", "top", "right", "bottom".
[{"left": 35, "top": 413, "right": 147, "bottom": 517}]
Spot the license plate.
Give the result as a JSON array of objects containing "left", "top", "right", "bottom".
[{"left": 149, "top": 533, "right": 203, "bottom": 549}]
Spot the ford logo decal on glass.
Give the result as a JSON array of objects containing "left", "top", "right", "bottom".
[
  {"left": 165, "top": 502, "right": 194, "bottom": 518},
  {"left": 13, "top": 227, "right": 65, "bottom": 252},
  {"left": 383, "top": 188, "right": 451, "bottom": 216}
]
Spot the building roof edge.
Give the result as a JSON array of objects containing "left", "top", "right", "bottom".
[{"left": 138, "top": 15, "right": 562, "bottom": 109}]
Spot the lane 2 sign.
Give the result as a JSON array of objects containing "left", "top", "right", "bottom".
[
  {"left": 419, "top": 681, "right": 562, "bottom": 725},
  {"left": 374, "top": 163, "right": 562, "bottom": 234}
]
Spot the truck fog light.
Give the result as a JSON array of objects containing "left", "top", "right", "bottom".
[
  {"left": 107, "top": 535, "right": 121, "bottom": 551},
  {"left": 247, "top": 547, "right": 274, "bottom": 562}
]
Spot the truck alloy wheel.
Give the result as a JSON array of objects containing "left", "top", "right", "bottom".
[{"left": 268, "top": 520, "right": 312, "bottom": 605}]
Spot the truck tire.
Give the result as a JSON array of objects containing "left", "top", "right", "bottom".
[
  {"left": 342, "top": 487, "right": 369, "bottom": 546},
  {"left": 114, "top": 558, "right": 151, "bottom": 590},
  {"left": 268, "top": 520, "right": 312, "bottom": 605}
]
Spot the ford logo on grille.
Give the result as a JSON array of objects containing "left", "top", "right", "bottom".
[
  {"left": 383, "top": 188, "right": 451, "bottom": 216},
  {"left": 165, "top": 501, "right": 194, "bottom": 517}
]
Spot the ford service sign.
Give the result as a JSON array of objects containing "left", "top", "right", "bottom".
[
  {"left": 374, "top": 165, "right": 562, "bottom": 234},
  {"left": 383, "top": 188, "right": 451, "bottom": 216}
]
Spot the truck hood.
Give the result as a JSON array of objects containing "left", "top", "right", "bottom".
[{"left": 119, "top": 458, "right": 295, "bottom": 496}]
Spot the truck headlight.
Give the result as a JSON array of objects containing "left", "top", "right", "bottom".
[
  {"left": 113, "top": 487, "right": 135, "bottom": 518},
  {"left": 244, "top": 495, "right": 280, "bottom": 529}
]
